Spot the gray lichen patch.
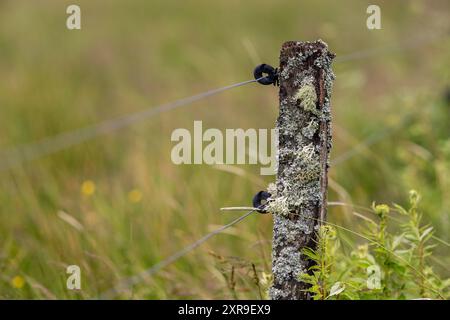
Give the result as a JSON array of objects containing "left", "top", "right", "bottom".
[
  {"left": 273, "top": 213, "right": 313, "bottom": 245},
  {"left": 271, "top": 245, "right": 302, "bottom": 282},
  {"left": 287, "top": 182, "right": 322, "bottom": 208}
]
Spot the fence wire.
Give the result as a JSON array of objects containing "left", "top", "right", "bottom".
[
  {"left": 98, "top": 208, "right": 256, "bottom": 299},
  {"left": 331, "top": 113, "right": 416, "bottom": 166},
  {"left": 0, "top": 78, "right": 259, "bottom": 171},
  {"left": 333, "top": 32, "right": 441, "bottom": 63},
  {"left": 0, "top": 32, "right": 444, "bottom": 171},
  {"left": 1, "top": 32, "right": 446, "bottom": 299}
]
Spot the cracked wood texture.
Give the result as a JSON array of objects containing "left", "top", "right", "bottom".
[{"left": 270, "top": 40, "right": 335, "bottom": 300}]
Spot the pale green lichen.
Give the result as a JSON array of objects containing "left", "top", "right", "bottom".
[
  {"left": 295, "top": 83, "right": 318, "bottom": 115},
  {"left": 299, "top": 147, "right": 320, "bottom": 183},
  {"left": 297, "top": 164, "right": 320, "bottom": 184},
  {"left": 302, "top": 119, "right": 319, "bottom": 139},
  {"left": 266, "top": 195, "right": 290, "bottom": 216},
  {"left": 267, "top": 182, "right": 277, "bottom": 197},
  {"left": 298, "top": 143, "right": 315, "bottom": 160}
]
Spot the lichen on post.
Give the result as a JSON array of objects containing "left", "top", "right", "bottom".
[{"left": 269, "top": 40, "right": 335, "bottom": 300}]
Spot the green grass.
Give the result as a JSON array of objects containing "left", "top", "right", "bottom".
[{"left": 0, "top": 0, "right": 448, "bottom": 299}]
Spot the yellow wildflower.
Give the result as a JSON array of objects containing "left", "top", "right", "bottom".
[
  {"left": 11, "top": 276, "right": 25, "bottom": 289},
  {"left": 81, "top": 180, "right": 96, "bottom": 196},
  {"left": 128, "top": 189, "right": 143, "bottom": 204}
]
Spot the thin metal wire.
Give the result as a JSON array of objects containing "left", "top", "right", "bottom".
[
  {"left": 0, "top": 78, "right": 258, "bottom": 171},
  {"left": 334, "top": 32, "right": 442, "bottom": 64},
  {"left": 0, "top": 30, "right": 443, "bottom": 301},
  {"left": 1, "top": 31, "right": 445, "bottom": 171},
  {"left": 302, "top": 215, "right": 446, "bottom": 299},
  {"left": 331, "top": 113, "right": 415, "bottom": 166},
  {"left": 329, "top": 31, "right": 447, "bottom": 164},
  {"left": 328, "top": 201, "right": 450, "bottom": 248},
  {"left": 98, "top": 208, "right": 256, "bottom": 299}
]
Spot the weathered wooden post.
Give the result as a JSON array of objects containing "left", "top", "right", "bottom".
[{"left": 268, "top": 40, "right": 335, "bottom": 300}]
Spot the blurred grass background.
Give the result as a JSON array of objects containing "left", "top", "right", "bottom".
[{"left": 0, "top": 0, "right": 448, "bottom": 299}]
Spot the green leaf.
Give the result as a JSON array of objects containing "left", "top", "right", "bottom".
[
  {"left": 327, "top": 282, "right": 345, "bottom": 299},
  {"left": 302, "top": 248, "right": 319, "bottom": 261},
  {"left": 392, "top": 233, "right": 405, "bottom": 250},
  {"left": 420, "top": 227, "right": 433, "bottom": 241},
  {"left": 393, "top": 204, "right": 409, "bottom": 216}
]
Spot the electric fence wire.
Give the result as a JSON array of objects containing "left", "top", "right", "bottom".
[
  {"left": 2, "top": 32, "right": 446, "bottom": 299},
  {"left": 330, "top": 113, "right": 415, "bottom": 166},
  {"left": 0, "top": 78, "right": 259, "bottom": 171},
  {"left": 98, "top": 208, "right": 257, "bottom": 300},
  {"left": 333, "top": 31, "right": 442, "bottom": 63},
  {"left": 96, "top": 36, "right": 443, "bottom": 299},
  {"left": 0, "top": 31, "right": 445, "bottom": 171}
]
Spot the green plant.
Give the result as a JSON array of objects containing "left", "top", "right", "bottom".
[
  {"left": 299, "top": 225, "right": 343, "bottom": 300},
  {"left": 299, "top": 190, "right": 450, "bottom": 300}
]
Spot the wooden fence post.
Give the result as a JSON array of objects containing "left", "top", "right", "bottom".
[{"left": 269, "top": 40, "right": 335, "bottom": 300}]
